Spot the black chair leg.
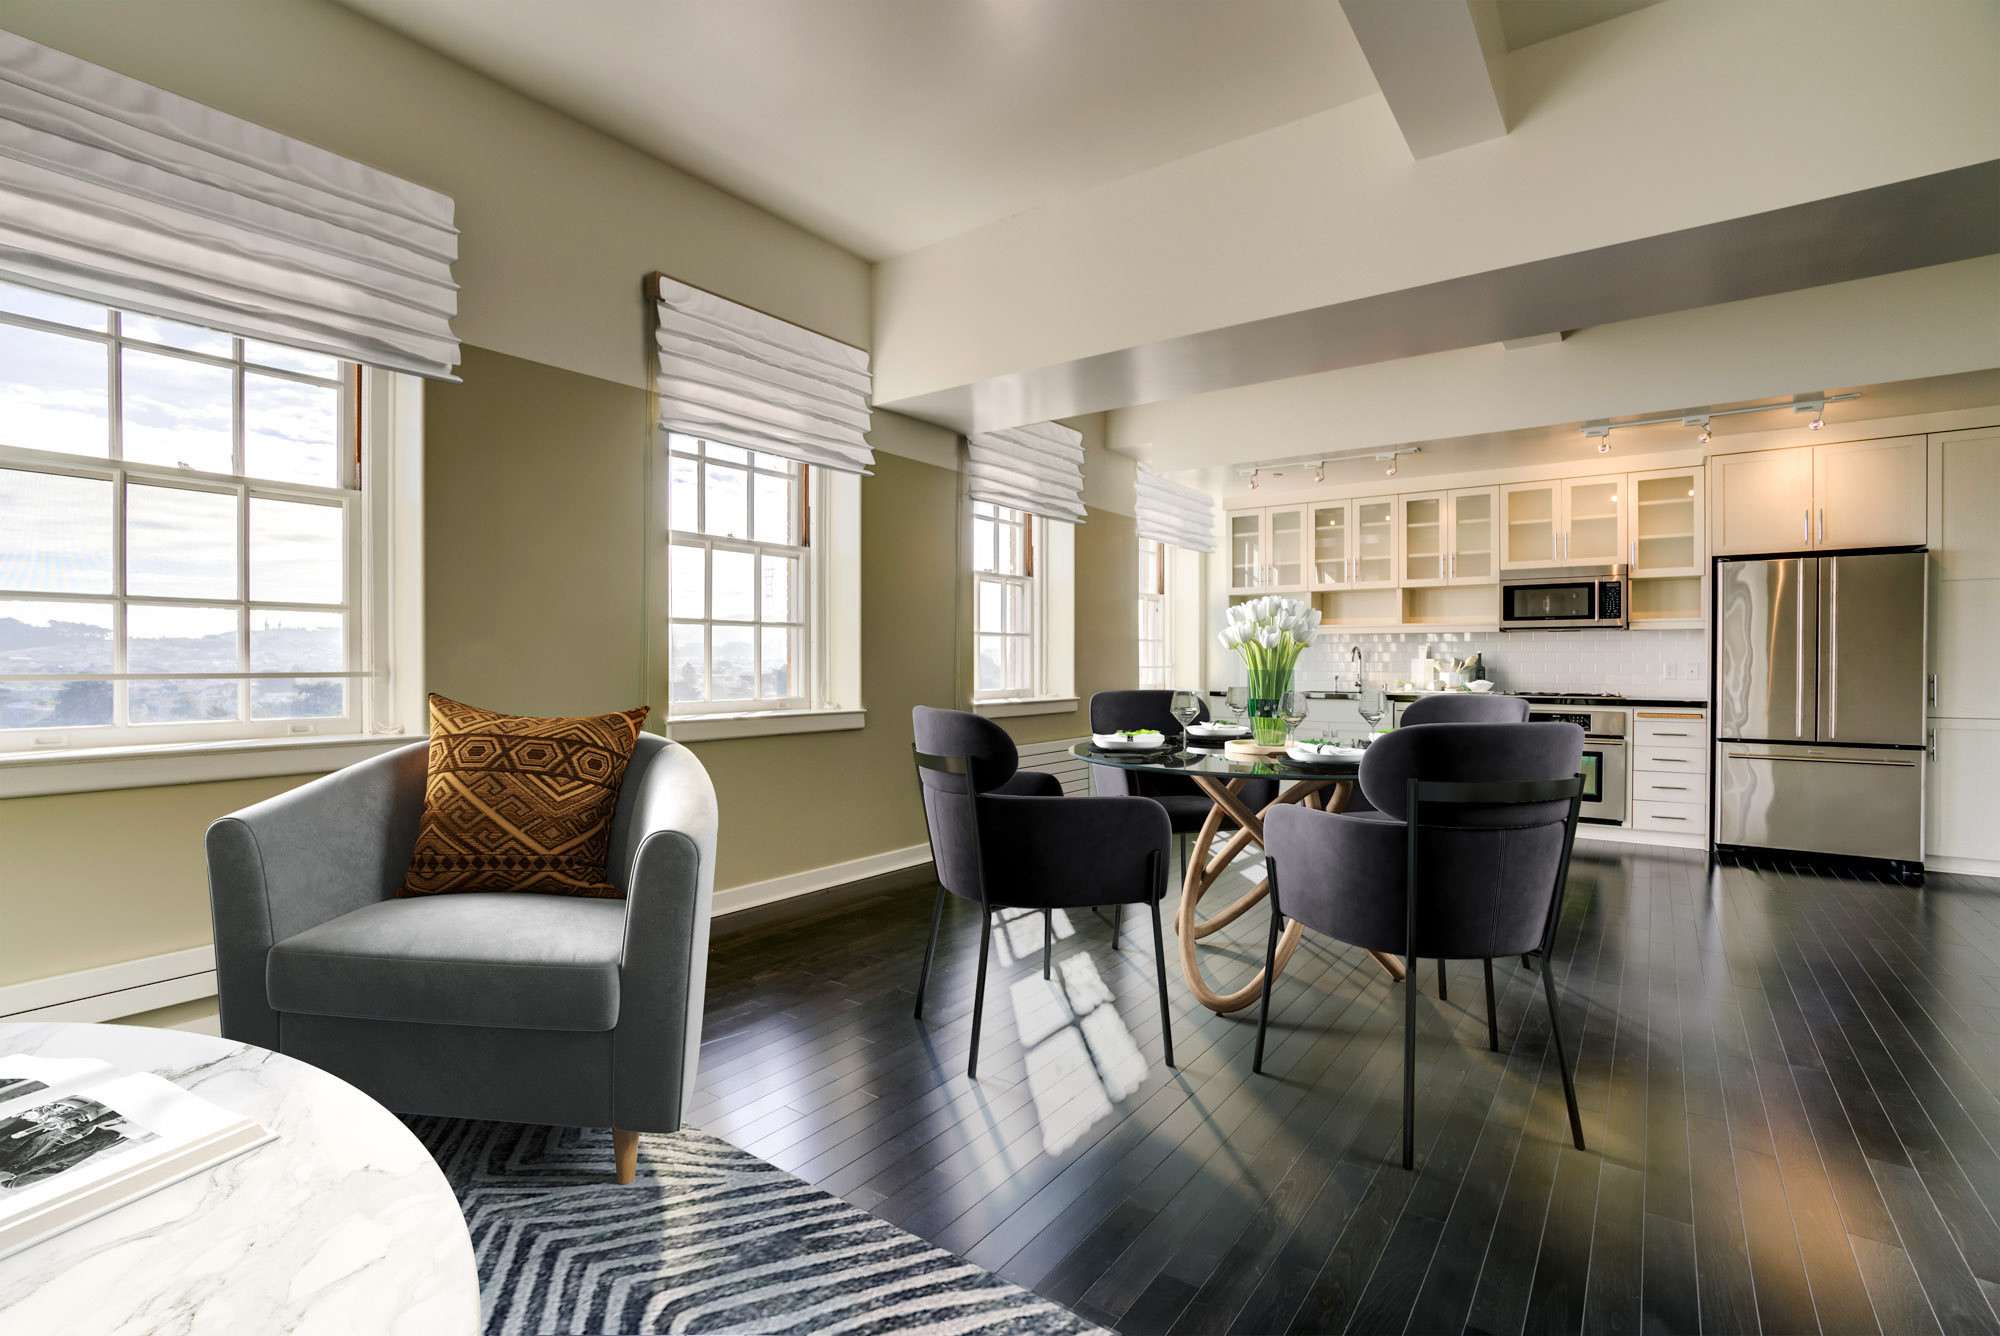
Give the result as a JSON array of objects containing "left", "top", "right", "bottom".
[
  {"left": 1043, "top": 908, "right": 1053, "bottom": 979},
  {"left": 1483, "top": 957, "right": 1499, "bottom": 1052},
  {"left": 1112, "top": 902, "right": 1123, "bottom": 950},
  {"left": 1522, "top": 952, "right": 1538, "bottom": 971},
  {"left": 914, "top": 886, "right": 947, "bottom": 1020},
  {"left": 1150, "top": 898, "right": 1176, "bottom": 1069},
  {"left": 1254, "top": 901, "right": 1283, "bottom": 1075},
  {"left": 1437, "top": 959, "right": 1448, "bottom": 1002},
  {"left": 1542, "top": 955, "right": 1586, "bottom": 1150},
  {"left": 1403, "top": 952, "right": 1418, "bottom": 1170},
  {"left": 968, "top": 909, "right": 993, "bottom": 1080}
]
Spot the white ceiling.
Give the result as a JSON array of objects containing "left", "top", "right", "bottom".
[{"left": 339, "top": 0, "right": 1382, "bottom": 259}]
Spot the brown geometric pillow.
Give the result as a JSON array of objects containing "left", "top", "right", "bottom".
[{"left": 399, "top": 694, "right": 651, "bottom": 899}]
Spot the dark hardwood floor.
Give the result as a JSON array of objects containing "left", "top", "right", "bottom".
[{"left": 691, "top": 844, "right": 2000, "bottom": 1335}]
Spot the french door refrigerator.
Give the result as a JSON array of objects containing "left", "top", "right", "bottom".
[{"left": 1715, "top": 551, "right": 1927, "bottom": 870}]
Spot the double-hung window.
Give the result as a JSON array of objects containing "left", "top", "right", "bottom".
[
  {"left": 0, "top": 282, "right": 367, "bottom": 752},
  {"left": 664, "top": 433, "right": 809, "bottom": 711},
  {"left": 972, "top": 500, "right": 1042, "bottom": 699},
  {"left": 1138, "top": 536, "right": 1171, "bottom": 689}
]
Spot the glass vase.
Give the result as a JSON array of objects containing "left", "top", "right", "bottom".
[{"left": 1246, "top": 669, "right": 1293, "bottom": 746}]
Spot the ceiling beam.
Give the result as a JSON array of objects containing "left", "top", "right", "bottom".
[{"left": 1338, "top": 0, "right": 1508, "bottom": 158}]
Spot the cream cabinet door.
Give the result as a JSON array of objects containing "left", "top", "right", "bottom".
[
  {"left": 1500, "top": 481, "right": 1560, "bottom": 569},
  {"left": 1562, "top": 477, "right": 1626, "bottom": 565},
  {"left": 1927, "top": 719, "right": 2000, "bottom": 862},
  {"left": 1226, "top": 509, "right": 1264, "bottom": 593},
  {"left": 1265, "top": 505, "right": 1309, "bottom": 590},
  {"left": 1813, "top": 435, "right": 1926, "bottom": 550},
  {"left": 1309, "top": 501, "right": 1352, "bottom": 589},
  {"left": 1712, "top": 448, "right": 1813, "bottom": 555},
  {"left": 1399, "top": 492, "right": 1447, "bottom": 587},
  {"left": 1928, "top": 426, "right": 2000, "bottom": 718},
  {"left": 1351, "top": 496, "right": 1398, "bottom": 588},
  {"left": 1627, "top": 468, "right": 1704, "bottom": 576},
  {"left": 1446, "top": 487, "right": 1498, "bottom": 584}
]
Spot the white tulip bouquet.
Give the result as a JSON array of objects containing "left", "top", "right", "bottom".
[{"left": 1218, "top": 596, "right": 1321, "bottom": 743}]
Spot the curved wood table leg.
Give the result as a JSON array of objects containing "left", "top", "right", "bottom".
[{"left": 1175, "top": 774, "right": 1404, "bottom": 1013}]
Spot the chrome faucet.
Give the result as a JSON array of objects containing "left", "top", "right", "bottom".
[{"left": 1349, "top": 645, "right": 1363, "bottom": 693}]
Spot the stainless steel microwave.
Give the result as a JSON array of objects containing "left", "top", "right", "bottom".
[{"left": 1499, "top": 565, "right": 1629, "bottom": 630}]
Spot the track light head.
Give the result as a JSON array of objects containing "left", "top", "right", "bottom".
[
  {"left": 1810, "top": 412, "right": 1824, "bottom": 431},
  {"left": 1597, "top": 438, "right": 1612, "bottom": 454},
  {"left": 1385, "top": 462, "right": 1396, "bottom": 477},
  {"left": 1313, "top": 466, "right": 1324, "bottom": 483},
  {"left": 1248, "top": 468, "right": 1259, "bottom": 490}
]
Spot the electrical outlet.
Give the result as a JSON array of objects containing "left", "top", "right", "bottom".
[{"left": 1661, "top": 662, "right": 1678, "bottom": 681}]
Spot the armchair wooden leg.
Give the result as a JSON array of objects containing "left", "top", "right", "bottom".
[
  {"left": 1542, "top": 957, "right": 1587, "bottom": 1151},
  {"left": 1043, "top": 908, "right": 1053, "bottom": 980},
  {"left": 968, "top": 906, "right": 993, "bottom": 1080},
  {"left": 1484, "top": 958, "right": 1499, "bottom": 1052},
  {"left": 914, "top": 886, "right": 947, "bottom": 1019},
  {"left": 612, "top": 1129, "right": 639, "bottom": 1184}
]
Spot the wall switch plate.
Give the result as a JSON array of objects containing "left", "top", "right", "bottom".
[
  {"left": 1687, "top": 662, "right": 1702, "bottom": 684},
  {"left": 1662, "top": 662, "right": 1678, "bottom": 680}
]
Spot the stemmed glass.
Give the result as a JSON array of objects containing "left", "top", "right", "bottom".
[
  {"left": 1357, "top": 688, "right": 1386, "bottom": 738},
  {"left": 1223, "top": 686, "right": 1249, "bottom": 730},
  {"left": 1169, "top": 689, "right": 1202, "bottom": 750},
  {"left": 1277, "top": 690, "right": 1310, "bottom": 744}
]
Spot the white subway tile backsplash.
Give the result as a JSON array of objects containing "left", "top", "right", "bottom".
[{"left": 1290, "top": 628, "right": 1707, "bottom": 699}]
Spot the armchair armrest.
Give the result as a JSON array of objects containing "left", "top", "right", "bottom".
[
  {"left": 204, "top": 741, "right": 428, "bottom": 1048},
  {"left": 976, "top": 794, "right": 1172, "bottom": 909},
  {"left": 607, "top": 735, "right": 719, "bottom": 1131}
]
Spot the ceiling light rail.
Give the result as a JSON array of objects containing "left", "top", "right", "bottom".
[
  {"left": 1235, "top": 446, "right": 1420, "bottom": 483},
  {"left": 1582, "top": 392, "right": 1859, "bottom": 450}
]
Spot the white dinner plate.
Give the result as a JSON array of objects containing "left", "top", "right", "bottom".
[
  {"left": 1091, "top": 732, "right": 1167, "bottom": 751},
  {"left": 1286, "top": 744, "right": 1366, "bottom": 765},
  {"left": 1185, "top": 722, "right": 1250, "bottom": 738}
]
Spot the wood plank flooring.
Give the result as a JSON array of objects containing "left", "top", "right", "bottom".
[{"left": 691, "top": 845, "right": 2000, "bottom": 1334}]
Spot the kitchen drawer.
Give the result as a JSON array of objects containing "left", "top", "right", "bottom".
[
  {"left": 1635, "top": 714, "right": 1706, "bottom": 747},
  {"left": 1634, "top": 743, "right": 1706, "bottom": 774},
  {"left": 1632, "top": 798, "right": 1706, "bottom": 832},
  {"left": 1633, "top": 773, "right": 1706, "bottom": 804}
]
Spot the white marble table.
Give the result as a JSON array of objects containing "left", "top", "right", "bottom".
[{"left": 0, "top": 1022, "right": 480, "bottom": 1336}]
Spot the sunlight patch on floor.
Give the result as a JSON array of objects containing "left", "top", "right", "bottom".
[{"left": 1007, "top": 950, "right": 1148, "bottom": 1155}]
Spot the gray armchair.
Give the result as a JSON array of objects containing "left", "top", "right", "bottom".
[{"left": 204, "top": 734, "right": 717, "bottom": 1182}]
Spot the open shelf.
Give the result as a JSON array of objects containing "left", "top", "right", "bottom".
[{"left": 1630, "top": 575, "right": 1702, "bottom": 623}]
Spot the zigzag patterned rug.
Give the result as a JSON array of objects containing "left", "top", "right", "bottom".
[{"left": 409, "top": 1118, "right": 1111, "bottom": 1336}]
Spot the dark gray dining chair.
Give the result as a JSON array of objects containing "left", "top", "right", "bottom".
[
  {"left": 1398, "top": 693, "right": 1530, "bottom": 725},
  {"left": 1256, "top": 721, "right": 1588, "bottom": 1169},
  {"left": 1088, "top": 689, "right": 1275, "bottom": 880},
  {"left": 911, "top": 706, "right": 1175, "bottom": 1079}
]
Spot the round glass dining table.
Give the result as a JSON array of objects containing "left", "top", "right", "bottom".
[{"left": 1070, "top": 740, "right": 1407, "bottom": 1014}]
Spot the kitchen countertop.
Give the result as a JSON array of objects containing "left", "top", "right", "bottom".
[{"left": 1216, "top": 690, "right": 1710, "bottom": 708}]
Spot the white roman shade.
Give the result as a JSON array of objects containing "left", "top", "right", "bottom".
[
  {"left": 965, "top": 422, "right": 1087, "bottom": 523},
  {"left": 1135, "top": 465, "right": 1218, "bottom": 553},
  {"left": 652, "top": 275, "right": 875, "bottom": 474},
  {"left": 0, "top": 32, "right": 460, "bottom": 378}
]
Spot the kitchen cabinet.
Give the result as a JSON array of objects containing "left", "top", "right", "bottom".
[
  {"left": 1309, "top": 500, "right": 1351, "bottom": 589},
  {"left": 1631, "top": 708, "right": 1708, "bottom": 838},
  {"left": 1929, "top": 425, "right": 2000, "bottom": 719},
  {"left": 1447, "top": 487, "right": 1498, "bottom": 584},
  {"left": 1225, "top": 504, "right": 1308, "bottom": 593},
  {"left": 1399, "top": 493, "right": 1447, "bottom": 587},
  {"left": 1501, "top": 476, "right": 1625, "bottom": 569},
  {"left": 1351, "top": 496, "right": 1398, "bottom": 589},
  {"left": 1926, "top": 719, "right": 2000, "bottom": 864},
  {"left": 1710, "top": 436, "right": 1925, "bottom": 556},
  {"left": 1628, "top": 468, "right": 1705, "bottom": 577}
]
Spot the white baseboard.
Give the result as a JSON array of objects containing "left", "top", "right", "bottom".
[
  {"left": 0, "top": 947, "right": 216, "bottom": 1023},
  {"left": 1926, "top": 854, "right": 2000, "bottom": 878},
  {"left": 1575, "top": 824, "right": 1708, "bottom": 852},
  {"left": 712, "top": 843, "right": 932, "bottom": 918}
]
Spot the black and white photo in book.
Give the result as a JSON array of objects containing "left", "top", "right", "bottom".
[
  {"left": 0, "top": 1077, "right": 47, "bottom": 1104},
  {"left": 0, "top": 1096, "right": 159, "bottom": 1197}
]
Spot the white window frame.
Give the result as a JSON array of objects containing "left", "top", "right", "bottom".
[
  {"left": 651, "top": 431, "right": 863, "bottom": 741},
  {"left": 971, "top": 501, "right": 1041, "bottom": 702},
  {"left": 0, "top": 331, "right": 426, "bottom": 798},
  {"left": 1138, "top": 535, "right": 1172, "bottom": 690},
  {"left": 970, "top": 499, "right": 1076, "bottom": 718}
]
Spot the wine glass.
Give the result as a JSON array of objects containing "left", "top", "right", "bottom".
[
  {"left": 1223, "top": 686, "right": 1249, "bottom": 728},
  {"left": 1357, "top": 688, "right": 1386, "bottom": 735},
  {"left": 1277, "top": 690, "right": 1310, "bottom": 744},
  {"left": 1169, "top": 689, "right": 1202, "bottom": 748}
]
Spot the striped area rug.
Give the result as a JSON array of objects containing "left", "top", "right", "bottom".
[{"left": 409, "top": 1118, "right": 1111, "bottom": 1336}]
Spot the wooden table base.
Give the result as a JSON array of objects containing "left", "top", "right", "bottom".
[{"left": 1175, "top": 774, "right": 1406, "bottom": 1014}]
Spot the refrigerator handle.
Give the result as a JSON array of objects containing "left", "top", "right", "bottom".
[
  {"left": 1795, "top": 568, "right": 1807, "bottom": 739},
  {"left": 1826, "top": 559, "right": 1838, "bottom": 738}
]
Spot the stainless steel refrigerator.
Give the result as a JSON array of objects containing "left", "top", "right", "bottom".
[{"left": 1714, "top": 551, "right": 1927, "bottom": 868}]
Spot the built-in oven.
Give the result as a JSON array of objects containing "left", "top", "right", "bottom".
[
  {"left": 1527, "top": 707, "right": 1628, "bottom": 825},
  {"left": 1499, "top": 565, "right": 1629, "bottom": 630}
]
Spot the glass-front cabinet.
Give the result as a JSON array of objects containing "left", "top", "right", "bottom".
[
  {"left": 1352, "top": 496, "right": 1398, "bottom": 588},
  {"left": 1563, "top": 477, "right": 1625, "bottom": 564},
  {"left": 1266, "top": 505, "right": 1306, "bottom": 589},
  {"left": 1399, "top": 493, "right": 1447, "bottom": 587},
  {"left": 1501, "top": 481, "right": 1559, "bottom": 569},
  {"left": 1446, "top": 487, "right": 1497, "bottom": 584},
  {"left": 1225, "top": 505, "right": 1308, "bottom": 593},
  {"left": 1228, "top": 509, "right": 1263, "bottom": 592},
  {"left": 1628, "top": 468, "right": 1704, "bottom": 576},
  {"left": 1310, "top": 501, "right": 1351, "bottom": 588}
]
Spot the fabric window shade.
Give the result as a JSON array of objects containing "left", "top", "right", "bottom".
[
  {"left": 965, "top": 422, "right": 1086, "bottom": 523},
  {"left": 1135, "top": 465, "right": 1217, "bottom": 553},
  {"left": 0, "top": 32, "right": 460, "bottom": 379},
  {"left": 652, "top": 275, "right": 874, "bottom": 475}
]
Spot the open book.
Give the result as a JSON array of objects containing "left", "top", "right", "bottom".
[{"left": 0, "top": 1054, "right": 273, "bottom": 1261}]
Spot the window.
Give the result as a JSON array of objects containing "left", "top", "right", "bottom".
[
  {"left": 1138, "top": 536, "right": 1170, "bottom": 689},
  {"left": 972, "top": 501, "right": 1045, "bottom": 699},
  {"left": 663, "top": 433, "right": 809, "bottom": 712},
  {"left": 0, "top": 281, "right": 371, "bottom": 753}
]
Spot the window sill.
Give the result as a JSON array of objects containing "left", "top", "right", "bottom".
[
  {"left": 664, "top": 707, "right": 866, "bottom": 742},
  {"left": 973, "top": 695, "right": 1081, "bottom": 720},
  {"left": 0, "top": 733, "right": 419, "bottom": 800}
]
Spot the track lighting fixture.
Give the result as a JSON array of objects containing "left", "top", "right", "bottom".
[
  {"left": 1385, "top": 462, "right": 1397, "bottom": 477},
  {"left": 1810, "top": 410, "right": 1824, "bottom": 430},
  {"left": 1684, "top": 415, "right": 1712, "bottom": 443},
  {"left": 1313, "top": 465, "right": 1324, "bottom": 483},
  {"left": 1248, "top": 468, "right": 1259, "bottom": 490},
  {"left": 1582, "top": 392, "right": 1856, "bottom": 446},
  {"left": 1597, "top": 438, "right": 1611, "bottom": 454}
]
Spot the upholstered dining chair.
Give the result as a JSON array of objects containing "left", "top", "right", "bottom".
[
  {"left": 1397, "top": 693, "right": 1531, "bottom": 726},
  {"left": 1088, "top": 689, "right": 1276, "bottom": 881},
  {"left": 1256, "top": 721, "right": 1588, "bottom": 1169},
  {"left": 205, "top": 735, "right": 717, "bottom": 1184},
  {"left": 911, "top": 706, "right": 1176, "bottom": 1079}
]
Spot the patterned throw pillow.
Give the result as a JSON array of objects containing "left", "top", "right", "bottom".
[{"left": 400, "top": 694, "right": 651, "bottom": 898}]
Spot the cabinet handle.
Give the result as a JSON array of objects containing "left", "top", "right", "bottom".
[
  {"left": 1929, "top": 673, "right": 1938, "bottom": 708},
  {"left": 1651, "top": 815, "right": 1690, "bottom": 822},
  {"left": 1654, "top": 785, "right": 1691, "bottom": 791},
  {"left": 1653, "top": 730, "right": 1690, "bottom": 737},
  {"left": 1929, "top": 728, "right": 1938, "bottom": 761},
  {"left": 1651, "top": 756, "right": 1691, "bottom": 763},
  {"left": 1803, "top": 509, "right": 1810, "bottom": 544},
  {"left": 1818, "top": 508, "right": 1825, "bottom": 545}
]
